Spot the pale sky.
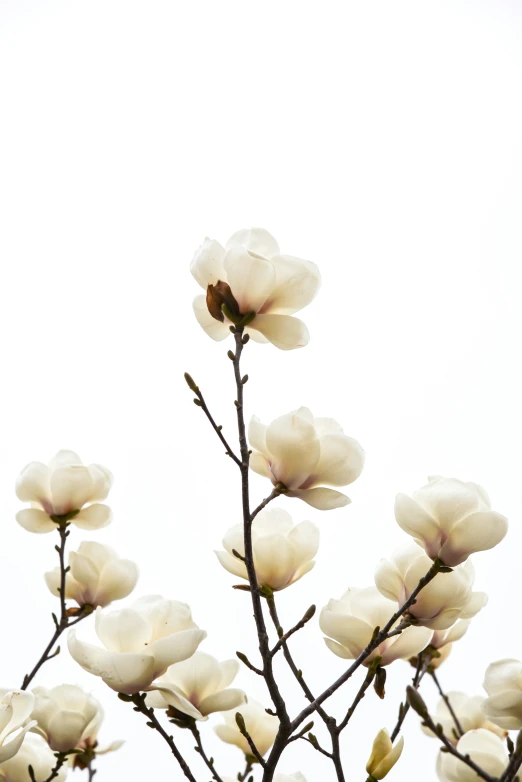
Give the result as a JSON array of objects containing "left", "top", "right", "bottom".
[{"left": 1, "top": 1, "right": 522, "bottom": 780}]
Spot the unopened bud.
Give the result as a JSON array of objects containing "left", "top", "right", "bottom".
[{"left": 406, "top": 686, "right": 428, "bottom": 717}]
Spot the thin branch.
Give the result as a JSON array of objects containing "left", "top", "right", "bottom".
[
  {"left": 238, "top": 758, "right": 254, "bottom": 782},
  {"left": 128, "top": 693, "right": 198, "bottom": 782},
  {"left": 231, "top": 328, "right": 290, "bottom": 731},
  {"left": 38, "top": 753, "right": 69, "bottom": 782},
  {"left": 294, "top": 735, "right": 332, "bottom": 759},
  {"left": 265, "top": 594, "right": 344, "bottom": 781},
  {"left": 87, "top": 764, "right": 97, "bottom": 782},
  {"left": 250, "top": 488, "right": 281, "bottom": 521},
  {"left": 271, "top": 604, "right": 316, "bottom": 656},
  {"left": 235, "top": 711, "right": 267, "bottom": 768},
  {"left": 390, "top": 653, "right": 429, "bottom": 742},
  {"left": 419, "top": 704, "right": 495, "bottom": 782},
  {"left": 21, "top": 522, "right": 90, "bottom": 690},
  {"left": 337, "top": 666, "right": 377, "bottom": 733},
  {"left": 186, "top": 373, "right": 242, "bottom": 467},
  {"left": 290, "top": 558, "right": 444, "bottom": 731},
  {"left": 189, "top": 721, "right": 225, "bottom": 782},
  {"left": 430, "top": 670, "right": 464, "bottom": 738}
]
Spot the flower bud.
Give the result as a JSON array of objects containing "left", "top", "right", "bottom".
[
  {"left": 366, "top": 729, "right": 404, "bottom": 779},
  {"left": 206, "top": 281, "right": 241, "bottom": 323}
]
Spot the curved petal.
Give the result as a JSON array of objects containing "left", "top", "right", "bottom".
[
  {"left": 250, "top": 314, "right": 309, "bottom": 351},
  {"left": 394, "top": 494, "right": 441, "bottom": 550},
  {"left": 484, "top": 659, "right": 522, "bottom": 696},
  {"left": 199, "top": 689, "right": 246, "bottom": 716},
  {"left": 311, "top": 434, "right": 365, "bottom": 487},
  {"left": 193, "top": 295, "right": 231, "bottom": 341},
  {"left": 0, "top": 722, "right": 35, "bottom": 763},
  {"left": 265, "top": 409, "right": 320, "bottom": 489},
  {"left": 16, "top": 509, "right": 56, "bottom": 533},
  {"left": 381, "top": 626, "right": 433, "bottom": 665},
  {"left": 260, "top": 254, "right": 320, "bottom": 315},
  {"left": 215, "top": 550, "right": 248, "bottom": 580},
  {"left": 95, "top": 607, "right": 151, "bottom": 653},
  {"left": 219, "top": 660, "right": 239, "bottom": 689},
  {"left": 96, "top": 560, "right": 139, "bottom": 605},
  {"left": 149, "top": 629, "right": 207, "bottom": 676},
  {"left": 69, "top": 552, "right": 99, "bottom": 586},
  {"left": 249, "top": 451, "right": 272, "bottom": 479},
  {"left": 148, "top": 685, "right": 203, "bottom": 720},
  {"left": 323, "top": 638, "right": 353, "bottom": 659},
  {"left": 288, "top": 521, "right": 320, "bottom": 564},
  {"left": 374, "top": 559, "right": 403, "bottom": 602},
  {"left": 190, "top": 238, "right": 227, "bottom": 289},
  {"left": 73, "top": 504, "right": 112, "bottom": 530},
  {"left": 50, "top": 466, "right": 94, "bottom": 514},
  {"left": 224, "top": 246, "right": 275, "bottom": 313},
  {"left": 248, "top": 416, "right": 268, "bottom": 454},
  {"left": 226, "top": 228, "right": 280, "bottom": 258},
  {"left": 482, "top": 692, "right": 522, "bottom": 730},
  {"left": 439, "top": 511, "right": 508, "bottom": 566},
  {"left": 47, "top": 711, "right": 86, "bottom": 752},
  {"left": 44, "top": 567, "right": 62, "bottom": 597},
  {"left": 16, "top": 462, "right": 51, "bottom": 504},
  {"left": 289, "top": 487, "right": 350, "bottom": 510},
  {"left": 253, "top": 534, "right": 296, "bottom": 590}
]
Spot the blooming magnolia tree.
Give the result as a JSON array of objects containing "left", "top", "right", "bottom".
[{"left": 1, "top": 227, "right": 518, "bottom": 782}]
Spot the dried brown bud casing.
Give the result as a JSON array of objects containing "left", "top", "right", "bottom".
[{"left": 206, "top": 281, "right": 241, "bottom": 322}]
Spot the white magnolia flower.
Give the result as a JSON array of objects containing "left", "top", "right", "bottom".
[
  {"left": 191, "top": 227, "right": 320, "bottom": 350},
  {"left": 0, "top": 734, "right": 67, "bottom": 782},
  {"left": 45, "top": 541, "right": 139, "bottom": 609},
  {"left": 320, "top": 587, "right": 433, "bottom": 666},
  {"left": 374, "top": 546, "right": 487, "bottom": 630},
  {"left": 366, "top": 729, "right": 404, "bottom": 780},
  {"left": 146, "top": 652, "right": 245, "bottom": 720},
  {"left": 249, "top": 407, "right": 364, "bottom": 510},
  {"left": 16, "top": 450, "right": 113, "bottom": 533},
  {"left": 0, "top": 691, "right": 35, "bottom": 764},
  {"left": 68, "top": 595, "right": 206, "bottom": 694},
  {"left": 31, "top": 685, "right": 100, "bottom": 753},
  {"left": 395, "top": 476, "right": 508, "bottom": 567},
  {"left": 483, "top": 659, "right": 522, "bottom": 730},
  {"left": 215, "top": 699, "right": 278, "bottom": 757},
  {"left": 429, "top": 621, "right": 472, "bottom": 669},
  {"left": 436, "top": 729, "right": 508, "bottom": 781},
  {"left": 216, "top": 508, "right": 319, "bottom": 590},
  {"left": 423, "top": 692, "right": 506, "bottom": 744}
]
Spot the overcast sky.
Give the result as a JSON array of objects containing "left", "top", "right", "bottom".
[{"left": 1, "top": 1, "right": 522, "bottom": 780}]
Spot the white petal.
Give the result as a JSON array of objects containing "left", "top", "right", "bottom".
[
  {"left": 224, "top": 246, "right": 275, "bottom": 313},
  {"left": 323, "top": 638, "right": 353, "bottom": 659},
  {"left": 190, "top": 238, "right": 227, "bottom": 288},
  {"left": 48, "top": 450, "right": 82, "bottom": 469},
  {"left": 374, "top": 559, "right": 403, "bottom": 603},
  {"left": 260, "top": 254, "right": 320, "bottom": 315},
  {"left": 16, "top": 509, "right": 56, "bottom": 533},
  {"left": 226, "top": 228, "right": 279, "bottom": 258},
  {"left": 287, "top": 521, "right": 320, "bottom": 564},
  {"left": 311, "top": 433, "right": 365, "bottom": 487},
  {"left": 253, "top": 534, "right": 296, "bottom": 590},
  {"left": 439, "top": 511, "right": 508, "bottom": 566},
  {"left": 289, "top": 487, "right": 350, "bottom": 510},
  {"left": 96, "top": 559, "right": 139, "bottom": 606},
  {"left": 381, "top": 626, "right": 433, "bottom": 665},
  {"left": 73, "top": 503, "right": 112, "bottom": 530},
  {"left": 265, "top": 409, "right": 320, "bottom": 489},
  {"left": 50, "top": 466, "right": 94, "bottom": 514},
  {"left": 215, "top": 550, "right": 248, "bottom": 580},
  {"left": 219, "top": 660, "right": 239, "bottom": 689},
  {"left": 148, "top": 629, "right": 207, "bottom": 676},
  {"left": 248, "top": 416, "right": 268, "bottom": 454},
  {"left": 16, "top": 462, "right": 51, "bottom": 504},
  {"left": 394, "top": 494, "right": 441, "bottom": 551},
  {"left": 0, "top": 722, "right": 35, "bottom": 763},
  {"left": 192, "top": 294, "right": 231, "bottom": 341},
  {"left": 199, "top": 689, "right": 246, "bottom": 716},
  {"left": 46, "top": 710, "right": 87, "bottom": 752},
  {"left": 95, "top": 607, "right": 151, "bottom": 652},
  {"left": 250, "top": 314, "right": 309, "bottom": 350},
  {"left": 482, "top": 692, "right": 522, "bottom": 730},
  {"left": 249, "top": 451, "right": 272, "bottom": 478},
  {"left": 148, "top": 684, "right": 203, "bottom": 720}
]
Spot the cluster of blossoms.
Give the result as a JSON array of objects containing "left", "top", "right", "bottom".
[{"left": 1, "top": 228, "right": 517, "bottom": 782}]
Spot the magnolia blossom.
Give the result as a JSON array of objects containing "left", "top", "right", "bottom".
[
  {"left": 16, "top": 450, "right": 113, "bottom": 533},
  {"left": 191, "top": 227, "right": 320, "bottom": 350},
  {"left": 374, "top": 546, "right": 487, "bottom": 630},
  {"left": 436, "top": 729, "right": 508, "bottom": 781},
  {"left": 216, "top": 508, "right": 319, "bottom": 590},
  {"left": 249, "top": 407, "right": 364, "bottom": 510},
  {"left": 31, "top": 685, "right": 102, "bottom": 753},
  {"left": 0, "top": 691, "right": 35, "bottom": 764},
  {"left": 68, "top": 595, "right": 206, "bottom": 694},
  {"left": 45, "top": 541, "right": 139, "bottom": 609},
  {"left": 395, "top": 476, "right": 508, "bottom": 567},
  {"left": 483, "top": 659, "right": 522, "bottom": 730},
  {"left": 428, "top": 620, "right": 471, "bottom": 668},
  {"left": 366, "top": 729, "right": 404, "bottom": 780},
  {"left": 320, "top": 587, "right": 433, "bottom": 666},
  {"left": 0, "top": 734, "right": 67, "bottom": 782},
  {"left": 423, "top": 692, "right": 506, "bottom": 744},
  {"left": 146, "top": 652, "right": 245, "bottom": 720},
  {"left": 215, "top": 699, "right": 279, "bottom": 757}
]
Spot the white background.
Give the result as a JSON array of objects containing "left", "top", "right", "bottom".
[{"left": 1, "top": 1, "right": 522, "bottom": 780}]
